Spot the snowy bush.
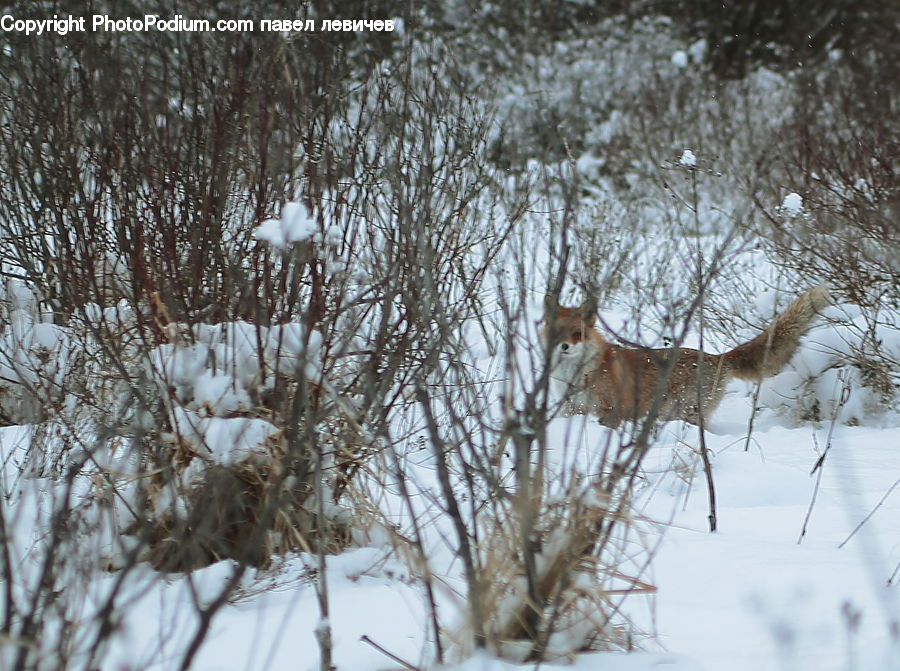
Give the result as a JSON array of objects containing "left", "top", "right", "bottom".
[{"left": 0, "top": 280, "right": 69, "bottom": 416}]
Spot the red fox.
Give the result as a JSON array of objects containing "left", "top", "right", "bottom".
[{"left": 542, "top": 287, "right": 830, "bottom": 427}]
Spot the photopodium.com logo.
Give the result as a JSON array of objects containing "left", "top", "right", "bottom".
[{"left": 0, "top": 13, "right": 397, "bottom": 35}]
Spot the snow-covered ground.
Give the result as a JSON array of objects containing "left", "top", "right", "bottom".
[
  {"left": 47, "top": 389, "right": 892, "bottom": 671},
  {"left": 644, "top": 408, "right": 900, "bottom": 671}
]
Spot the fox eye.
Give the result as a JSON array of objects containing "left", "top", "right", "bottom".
[{"left": 570, "top": 330, "right": 582, "bottom": 343}]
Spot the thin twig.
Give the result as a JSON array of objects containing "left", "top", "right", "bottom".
[
  {"left": 360, "top": 635, "right": 421, "bottom": 671},
  {"left": 798, "top": 371, "right": 851, "bottom": 544},
  {"left": 415, "top": 382, "right": 487, "bottom": 650},
  {"left": 690, "top": 164, "right": 717, "bottom": 533},
  {"left": 839, "top": 474, "right": 900, "bottom": 550}
]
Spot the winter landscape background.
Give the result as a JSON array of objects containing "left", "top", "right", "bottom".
[{"left": 0, "top": 1, "right": 898, "bottom": 670}]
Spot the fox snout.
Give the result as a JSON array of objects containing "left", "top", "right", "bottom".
[
  {"left": 547, "top": 330, "right": 579, "bottom": 355},
  {"left": 558, "top": 335, "right": 584, "bottom": 353},
  {"left": 552, "top": 328, "right": 592, "bottom": 359}
]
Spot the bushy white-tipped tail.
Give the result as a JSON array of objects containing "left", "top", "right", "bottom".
[{"left": 724, "top": 286, "right": 830, "bottom": 381}]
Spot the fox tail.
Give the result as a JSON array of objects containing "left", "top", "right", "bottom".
[{"left": 723, "top": 286, "right": 830, "bottom": 381}]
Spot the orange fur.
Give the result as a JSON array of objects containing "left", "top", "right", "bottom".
[{"left": 541, "top": 287, "right": 829, "bottom": 427}]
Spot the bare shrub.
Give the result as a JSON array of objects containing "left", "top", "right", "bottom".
[
  {"left": 0, "top": 10, "right": 412, "bottom": 668},
  {"left": 0, "top": 17, "right": 550, "bottom": 669},
  {"left": 362, "top": 155, "right": 749, "bottom": 663},
  {"left": 746, "top": 42, "right": 900, "bottom": 419},
  {"left": 663, "top": 0, "right": 897, "bottom": 79}
]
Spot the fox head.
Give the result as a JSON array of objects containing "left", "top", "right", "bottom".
[{"left": 541, "top": 295, "right": 600, "bottom": 357}]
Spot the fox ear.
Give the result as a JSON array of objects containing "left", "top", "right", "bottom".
[
  {"left": 579, "top": 296, "right": 598, "bottom": 325},
  {"left": 543, "top": 294, "right": 558, "bottom": 313}
]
